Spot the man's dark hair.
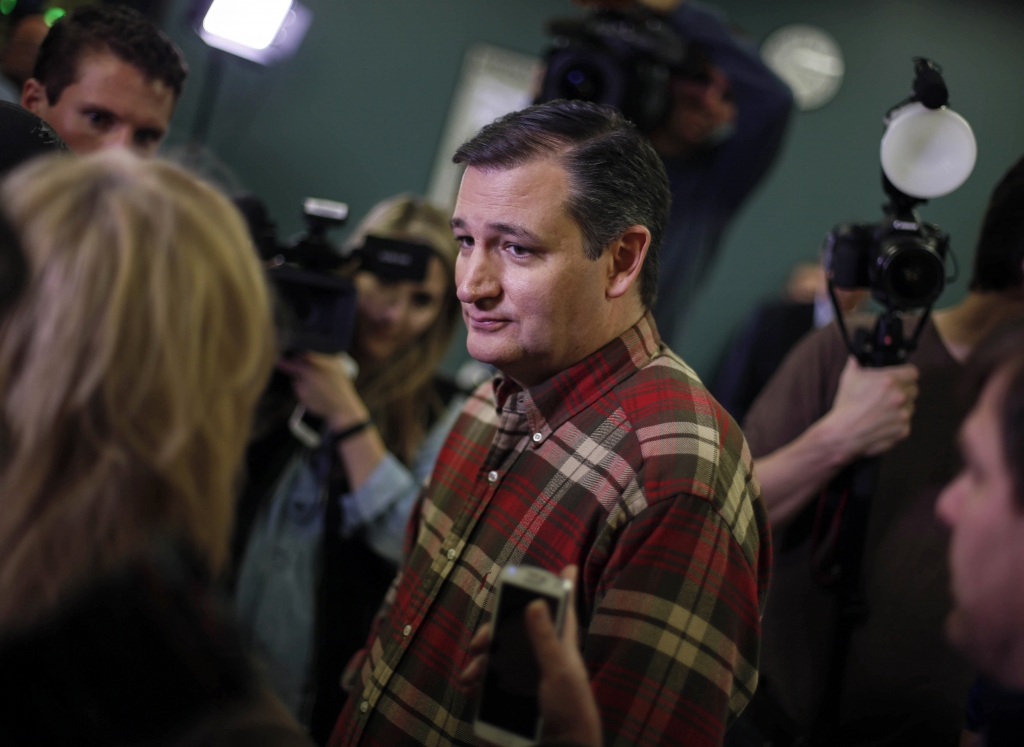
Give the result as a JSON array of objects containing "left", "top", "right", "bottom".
[
  {"left": 453, "top": 100, "right": 671, "bottom": 309},
  {"left": 964, "top": 318, "right": 1024, "bottom": 508},
  {"left": 32, "top": 5, "right": 187, "bottom": 105},
  {"left": 969, "top": 155, "right": 1024, "bottom": 292}
]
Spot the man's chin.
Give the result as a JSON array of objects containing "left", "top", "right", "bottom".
[{"left": 466, "top": 336, "right": 513, "bottom": 369}]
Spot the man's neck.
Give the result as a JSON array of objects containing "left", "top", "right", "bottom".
[{"left": 933, "top": 290, "right": 1024, "bottom": 363}]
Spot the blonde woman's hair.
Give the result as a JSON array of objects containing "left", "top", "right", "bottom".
[
  {"left": 0, "top": 152, "right": 275, "bottom": 628},
  {"left": 345, "top": 195, "right": 459, "bottom": 465}
]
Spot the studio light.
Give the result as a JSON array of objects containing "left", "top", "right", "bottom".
[{"left": 197, "top": 0, "right": 311, "bottom": 65}]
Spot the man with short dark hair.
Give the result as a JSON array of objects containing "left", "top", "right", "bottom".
[
  {"left": 330, "top": 99, "right": 770, "bottom": 747},
  {"left": 20, "top": 5, "right": 186, "bottom": 156}
]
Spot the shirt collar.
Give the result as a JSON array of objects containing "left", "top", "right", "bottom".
[{"left": 491, "top": 311, "right": 662, "bottom": 437}]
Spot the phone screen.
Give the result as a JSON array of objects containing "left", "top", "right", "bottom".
[{"left": 478, "top": 584, "right": 561, "bottom": 739}]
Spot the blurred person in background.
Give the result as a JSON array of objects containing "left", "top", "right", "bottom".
[
  {"left": 0, "top": 150, "right": 315, "bottom": 745},
  {"left": 575, "top": 0, "right": 793, "bottom": 341},
  {"left": 0, "top": 9, "right": 49, "bottom": 104},
  {"left": 736, "top": 156, "right": 1024, "bottom": 745},
  {"left": 937, "top": 320, "right": 1024, "bottom": 747},
  {"left": 20, "top": 4, "right": 186, "bottom": 156},
  {"left": 233, "top": 195, "right": 464, "bottom": 744}
]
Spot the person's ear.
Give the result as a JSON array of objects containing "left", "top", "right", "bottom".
[
  {"left": 605, "top": 224, "right": 650, "bottom": 300},
  {"left": 20, "top": 78, "right": 47, "bottom": 114}
]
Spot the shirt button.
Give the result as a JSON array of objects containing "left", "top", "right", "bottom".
[
  {"left": 360, "top": 700, "right": 369, "bottom": 713},
  {"left": 487, "top": 470, "right": 499, "bottom": 483},
  {"left": 447, "top": 548, "right": 457, "bottom": 561},
  {"left": 532, "top": 432, "right": 542, "bottom": 443},
  {"left": 403, "top": 624, "right": 412, "bottom": 637}
]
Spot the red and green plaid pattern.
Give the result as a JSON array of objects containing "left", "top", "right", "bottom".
[{"left": 330, "top": 313, "right": 770, "bottom": 747}]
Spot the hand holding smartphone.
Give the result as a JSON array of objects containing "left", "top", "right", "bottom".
[{"left": 473, "top": 565, "right": 571, "bottom": 747}]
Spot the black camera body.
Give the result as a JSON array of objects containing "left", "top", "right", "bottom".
[
  {"left": 235, "top": 195, "right": 358, "bottom": 355},
  {"left": 824, "top": 212, "right": 949, "bottom": 312},
  {"left": 235, "top": 196, "right": 438, "bottom": 356},
  {"left": 822, "top": 175, "right": 955, "bottom": 367},
  {"left": 537, "top": 9, "right": 709, "bottom": 132}
]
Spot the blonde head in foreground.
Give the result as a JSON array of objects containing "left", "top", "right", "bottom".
[{"left": 0, "top": 151, "right": 275, "bottom": 628}]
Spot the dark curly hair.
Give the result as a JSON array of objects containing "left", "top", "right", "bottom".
[{"left": 32, "top": 5, "right": 187, "bottom": 105}]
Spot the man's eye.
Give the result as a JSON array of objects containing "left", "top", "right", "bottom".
[
  {"left": 455, "top": 235, "right": 473, "bottom": 249},
  {"left": 507, "top": 244, "right": 531, "bottom": 258}
]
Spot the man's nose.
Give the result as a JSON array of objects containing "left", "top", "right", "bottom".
[
  {"left": 456, "top": 248, "right": 499, "bottom": 304},
  {"left": 378, "top": 289, "right": 410, "bottom": 324}
]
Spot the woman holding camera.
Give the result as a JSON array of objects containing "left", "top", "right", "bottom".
[
  {"left": 233, "top": 194, "right": 465, "bottom": 743},
  {"left": 0, "top": 151, "right": 317, "bottom": 744}
]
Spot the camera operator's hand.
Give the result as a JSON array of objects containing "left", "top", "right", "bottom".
[
  {"left": 276, "top": 352, "right": 369, "bottom": 432},
  {"left": 277, "top": 353, "right": 388, "bottom": 489},
  {"left": 459, "top": 566, "right": 603, "bottom": 747},
  {"left": 754, "top": 356, "right": 919, "bottom": 529},
  {"left": 825, "top": 356, "right": 920, "bottom": 459}
]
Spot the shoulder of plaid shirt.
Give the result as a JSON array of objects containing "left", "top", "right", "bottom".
[{"left": 329, "top": 312, "right": 771, "bottom": 747}]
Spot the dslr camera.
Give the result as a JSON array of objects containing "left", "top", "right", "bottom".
[
  {"left": 822, "top": 59, "right": 968, "bottom": 367},
  {"left": 824, "top": 216, "right": 948, "bottom": 313},
  {"left": 536, "top": 7, "right": 710, "bottom": 131}
]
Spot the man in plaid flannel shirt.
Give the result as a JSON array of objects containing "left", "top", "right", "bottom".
[{"left": 330, "top": 99, "right": 770, "bottom": 747}]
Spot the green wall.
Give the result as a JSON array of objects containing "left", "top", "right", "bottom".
[{"left": 161, "top": 0, "right": 1024, "bottom": 379}]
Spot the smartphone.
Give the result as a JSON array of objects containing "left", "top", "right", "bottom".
[{"left": 474, "top": 565, "right": 571, "bottom": 747}]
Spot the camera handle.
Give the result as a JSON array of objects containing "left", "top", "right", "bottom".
[{"left": 827, "top": 281, "right": 933, "bottom": 367}]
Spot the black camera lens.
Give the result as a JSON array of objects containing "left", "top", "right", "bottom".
[
  {"left": 877, "top": 241, "right": 945, "bottom": 309},
  {"left": 560, "top": 63, "right": 606, "bottom": 101},
  {"left": 541, "top": 48, "right": 626, "bottom": 110}
]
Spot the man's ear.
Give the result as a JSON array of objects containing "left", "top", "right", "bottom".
[
  {"left": 21, "top": 78, "right": 47, "bottom": 114},
  {"left": 606, "top": 224, "right": 651, "bottom": 300}
]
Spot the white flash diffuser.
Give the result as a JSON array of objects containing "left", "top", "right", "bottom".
[{"left": 880, "top": 102, "right": 977, "bottom": 200}]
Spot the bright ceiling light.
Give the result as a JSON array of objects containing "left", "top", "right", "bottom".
[
  {"left": 203, "top": 0, "right": 293, "bottom": 51},
  {"left": 197, "top": 0, "right": 311, "bottom": 65}
]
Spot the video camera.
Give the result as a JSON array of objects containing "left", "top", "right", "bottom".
[
  {"left": 536, "top": 8, "right": 711, "bottom": 132},
  {"left": 822, "top": 58, "right": 972, "bottom": 367},
  {"left": 234, "top": 196, "right": 437, "bottom": 355}
]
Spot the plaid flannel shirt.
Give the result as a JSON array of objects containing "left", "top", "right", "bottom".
[{"left": 330, "top": 312, "right": 770, "bottom": 747}]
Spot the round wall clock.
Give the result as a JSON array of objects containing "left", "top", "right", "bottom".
[{"left": 761, "top": 24, "right": 845, "bottom": 111}]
